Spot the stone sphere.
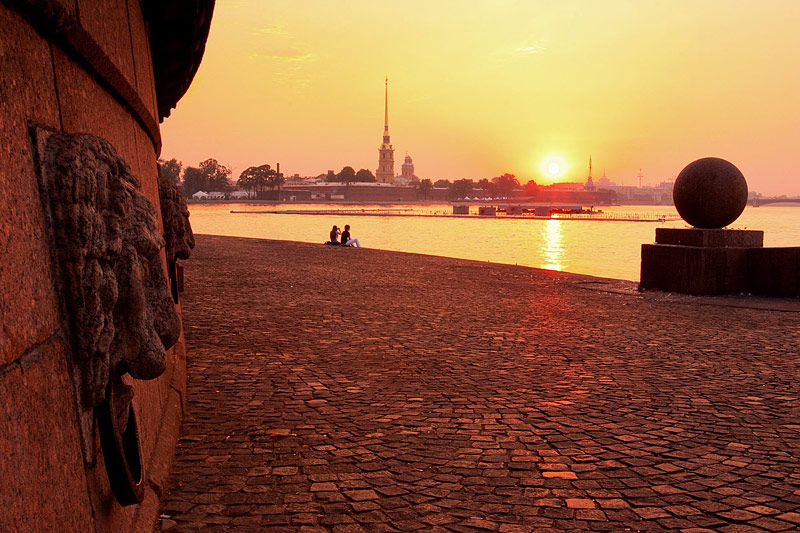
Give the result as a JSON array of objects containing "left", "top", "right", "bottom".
[{"left": 673, "top": 157, "right": 748, "bottom": 229}]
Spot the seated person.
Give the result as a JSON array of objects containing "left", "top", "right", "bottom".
[
  {"left": 340, "top": 224, "right": 361, "bottom": 247},
  {"left": 326, "top": 224, "right": 340, "bottom": 245}
]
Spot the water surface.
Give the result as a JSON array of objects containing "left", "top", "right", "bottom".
[{"left": 188, "top": 203, "right": 800, "bottom": 281}]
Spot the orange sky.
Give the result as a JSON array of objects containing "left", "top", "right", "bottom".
[{"left": 160, "top": 1, "right": 800, "bottom": 195}]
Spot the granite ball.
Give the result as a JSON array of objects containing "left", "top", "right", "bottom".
[{"left": 673, "top": 157, "right": 748, "bottom": 229}]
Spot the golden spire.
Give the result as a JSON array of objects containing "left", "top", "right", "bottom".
[{"left": 384, "top": 77, "right": 389, "bottom": 131}]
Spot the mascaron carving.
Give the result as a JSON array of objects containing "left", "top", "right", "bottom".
[
  {"left": 39, "top": 132, "right": 181, "bottom": 407},
  {"left": 158, "top": 176, "right": 194, "bottom": 263}
]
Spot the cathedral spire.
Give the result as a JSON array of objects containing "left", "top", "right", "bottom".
[
  {"left": 384, "top": 77, "right": 389, "bottom": 132},
  {"left": 376, "top": 77, "right": 395, "bottom": 184}
]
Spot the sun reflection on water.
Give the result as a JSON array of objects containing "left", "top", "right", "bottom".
[
  {"left": 541, "top": 219, "right": 565, "bottom": 271},
  {"left": 187, "top": 203, "right": 800, "bottom": 281}
]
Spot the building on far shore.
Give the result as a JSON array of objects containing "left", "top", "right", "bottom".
[
  {"left": 584, "top": 156, "right": 596, "bottom": 191},
  {"left": 396, "top": 154, "right": 418, "bottom": 185},
  {"left": 375, "top": 79, "right": 420, "bottom": 185},
  {"left": 376, "top": 78, "right": 395, "bottom": 184}
]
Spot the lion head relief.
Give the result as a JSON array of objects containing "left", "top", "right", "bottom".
[{"left": 39, "top": 132, "right": 181, "bottom": 407}]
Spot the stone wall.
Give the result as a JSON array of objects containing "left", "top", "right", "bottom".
[{"left": 0, "top": 1, "right": 198, "bottom": 530}]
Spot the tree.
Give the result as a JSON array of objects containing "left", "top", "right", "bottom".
[
  {"left": 199, "top": 158, "right": 233, "bottom": 192},
  {"left": 337, "top": 166, "right": 356, "bottom": 183},
  {"left": 491, "top": 173, "right": 520, "bottom": 198},
  {"left": 354, "top": 168, "right": 376, "bottom": 183},
  {"left": 523, "top": 179, "right": 539, "bottom": 197},
  {"left": 434, "top": 179, "right": 451, "bottom": 189},
  {"left": 158, "top": 158, "right": 182, "bottom": 184},
  {"left": 478, "top": 178, "right": 491, "bottom": 195},
  {"left": 238, "top": 165, "right": 271, "bottom": 198},
  {"left": 182, "top": 166, "right": 206, "bottom": 197},
  {"left": 418, "top": 178, "right": 433, "bottom": 200},
  {"left": 237, "top": 168, "right": 255, "bottom": 198},
  {"left": 450, "top": 178, "right": 475, "bottom": 200},
  {"left": 265, "top": 168, "right": 284, "bottom": 190}
]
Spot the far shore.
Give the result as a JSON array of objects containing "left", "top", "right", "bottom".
[{"left": 186, "top": 199, "right": 677, "bottom": 207}]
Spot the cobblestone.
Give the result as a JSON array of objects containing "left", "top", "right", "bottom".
[{"left": 161, "top": 236, "right": 800, "bottom": 531}]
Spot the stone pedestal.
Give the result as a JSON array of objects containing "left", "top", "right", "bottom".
[
  {"left": 653, "top": 228, "right": 763, "bottom": 248},
  {"left": 640, "top": 228, "right": 763, "bottom": 296},
  {"left": 748, "top": 247, "right": 800, "bottom": 297},
  {"left": 642, "top": 157, "right": 800, "bottom": 297}
]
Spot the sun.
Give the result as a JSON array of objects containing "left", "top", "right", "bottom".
[{"left": 540, "top": 155, "right": 568, "bottom": 181}]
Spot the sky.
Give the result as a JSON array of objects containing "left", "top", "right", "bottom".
[{"left": 160, "top": 0, "right": 800, "bottom": 195}]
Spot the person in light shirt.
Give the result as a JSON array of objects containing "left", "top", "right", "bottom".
[{"left": 340, "top": 224, "right": 361, "bottom": 247}]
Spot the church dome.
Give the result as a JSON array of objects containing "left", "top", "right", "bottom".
[{"left": 404, "top": 154, "right": 413, "bottom": 164}]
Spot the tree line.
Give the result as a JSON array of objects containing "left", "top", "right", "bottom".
[
  {"left": 159, "top": 157, "right": 535, "bottom": 200},
  {"left": 425, "top": 174, "right": 534, "bottom": 200},
  {"left": 323, "top": 166, "right": 377, "bottom": 183},
  {"left": 319, "top": 168, "right": 530, "bottom": 200},
  {"left": 158, "top": 158, "right": 285, "bottom": 198}
]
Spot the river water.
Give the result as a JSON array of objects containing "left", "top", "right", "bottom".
[{"left": 187, "top": 203, "right": 800, "bottom": 281}]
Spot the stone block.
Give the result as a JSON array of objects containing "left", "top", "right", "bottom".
[
  {"left": 133, "top": 120, "right": 161, "bottom": 222},
  {"left": 171, "top": 336, "right": 188, "bottom": 411},
  {"left": 53, "top": 45, "right": 139, "bottom": 166},
  {"left": 76, "top": 0, "right": 135, "bottom": 86},
  {"left": 84, "top": 453, "right": 138, "bottom": 533},
  {"left": 132, "top": 333, "right": 185, "bottom": 470},
  {"left": 126, "top": 0, "right": 159, "bottom": 122},
  {"left": 0, "top": 337, "right": 93, "bottom": 532},
  {"left": 133, "top": 365, "right": 172, "bottom": 465},
  {"left": 747, "top": 247, "right": 800, "bottom": 297},
  {"left": 0, "top": 5, "right": 63, "bottom": 365},
  {"left": 92, "top": 369, "right": 185, "bottom": 533},
  {"left": 134, "top": 385, "right": 185, "bottom": 533},
  {"left": 655, "top": 228, "right": 763, "bottom": 248},
  {"left": 640, "top": 244, "right": 750, "bottom": 295}
]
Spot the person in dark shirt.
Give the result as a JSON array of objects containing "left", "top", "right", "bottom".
[
  {"left": 340, "top": 224, "right": 361, "bottom": 247},
  {"left": 328, "top": 225, "right": 340, "bottom": 245}
]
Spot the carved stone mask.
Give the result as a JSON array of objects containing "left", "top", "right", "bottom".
[
  {"left": 158, "top": 176, "right": 195, "bottom": 263},
  {"left": 39, "top": 132, "right": 181, "bottom": 407}
]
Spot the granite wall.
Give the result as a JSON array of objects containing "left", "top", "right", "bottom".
[{"left": 0, "top": 1, "right": 192, "bottom": 530}]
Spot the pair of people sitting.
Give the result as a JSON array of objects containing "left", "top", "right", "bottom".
[{"left": 327, "top": 224, "right": 361, "bottom": 247}]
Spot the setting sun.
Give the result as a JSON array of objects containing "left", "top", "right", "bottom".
[
  {"left": 540, "top": 154, "right": 569, "bottom": 182},
  {"left": 160, "top": 1, "right": 800, "bottom": 194}
]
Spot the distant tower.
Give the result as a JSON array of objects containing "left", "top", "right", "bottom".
[
  {"left": 376, "top": 78, "right": 395, "bottom": 184},
  {"left": 598, "top": 168, "right": 611, "bottom": 188},
  {"left": 401, "top": 154, "right": 415, "bottom": 181},
  {"left": 637, "top": 168, "right": 643, "bottom": 188},
  {"left": 585, "top": 155, "right": 595, "bottom": 190}
]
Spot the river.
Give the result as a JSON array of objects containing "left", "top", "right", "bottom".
[{"left": 186, "top": 203, "right": 800, "bottom": 282}]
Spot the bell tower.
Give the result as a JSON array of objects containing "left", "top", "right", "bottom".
[{"left": 376, "top": 77, "right": 395, "bottom": 184}]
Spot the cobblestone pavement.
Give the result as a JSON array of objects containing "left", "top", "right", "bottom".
[{"left": 160, "top": 235, "right": 800, "bottom": 532}]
